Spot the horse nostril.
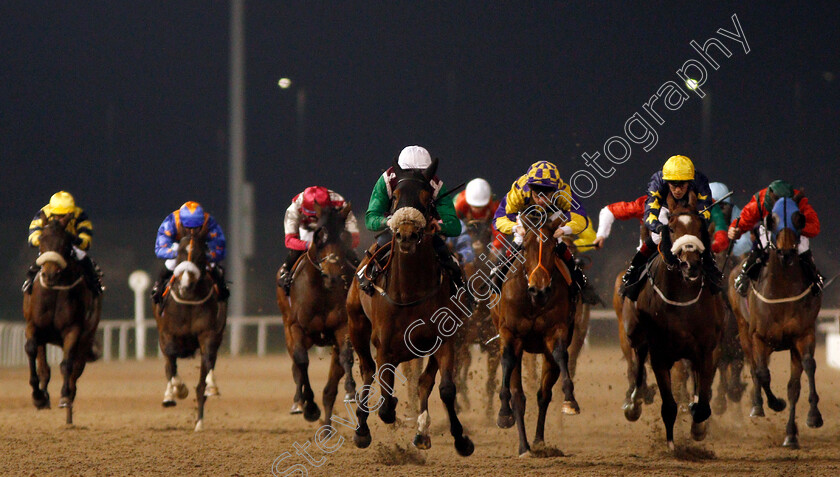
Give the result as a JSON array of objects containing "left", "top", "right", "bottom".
[
  {"left": 527, "top": 286, "right": 536, "bottom": 296},
  {"left": 545, "top": 286, "right": 552, "bottom": 296}
]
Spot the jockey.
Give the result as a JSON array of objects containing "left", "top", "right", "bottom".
[
  {"left": 278, "top": 186, "right": 361, "bottom": 293},
  {"left": 491, "top": 160, "right": 588, "bottom": 297},
  {"left": 454, "top": 178, "right": 504, "bottom": 250},
  {"left": 593, "top": 195, "right": 647, "bottom": 249},
  {"left": 358, "top": 145, "right": 465, "bottom": 295},
  {"left": 24, "top": 191, "right": 103, "bottom": 296},
  {"left": 708, "top": 182, "right": 751, "bottom": 257},
  {"left": 621, "top": 155, "right": 723, "bottom": 300},
  {"left": 728, "top": 180, "right": 823, "bottom": 296},
  {"left": 151, "top": 201, "right": 229, "bottom": 304}
]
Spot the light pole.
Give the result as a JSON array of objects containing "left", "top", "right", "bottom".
[{"left": 685, "top": 78, "right": 711, "bottom": 164}]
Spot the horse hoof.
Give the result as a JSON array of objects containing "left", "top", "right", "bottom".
[
  {"left": 33, "top": 392, "right": 51, "bottom": 410},
  {"left": 750, "top": 406, "right": 765, "bottom": 418},
  {"left": 354, "top": 431, "right": 372, "bottom": 449},
  {"left": 712, "top": 398, "right": 727, "bottom": 416},
  {"left": 497, "top": 414, "right": 515, "bottom": 429},
  {"left": 413, "top": 434, "right": 431, "bottom": 450},
  {"left": 194, "top": 419, "right": 204, "bottom": 432},
  {"left": 667, "top": 440, "right": 675, "bottom": 451},
  {"left": 518, "top": 450, "right": 532, "bottom": 458},
  {"left": 769, "top": 398, "right": 787, "bottom": 413},
  {"left": 782, "top": 435, "right": 799, "bottom": 449},
  {"left": 562, "top": 400, "right": 580, "bottom": 415},
  {"left": 378, "top": 406, "right": 397, "bottom": 424},
  {"left": 689, "top": 402, "right": 711, "bottom": 423},
  {"left": 176, "top": 383, "right": 189, "bottom": 400},
  {"left": 623, "top": 402, "right": 642, "bottom": 422},
  {"left": 455, "top": 436, "right": 474, "bottom": 457},
  {"left": 644, "top": 385, "right": 658, "bottom": 404},
  {"left": 303, "top": 402, "right": 321, "bottom": 422},
  {"left": 58, "top": 397, "right": 71, "bottom": 408},
  {"left": 290, "top": 402, "right": 303, "bottom": 414},
  {"left": 162, "top": 400, "right": 176, "bottom": 408},
  {"left": 343, "top": 393, "right": 356, "bottom": 403},
  {"left": 204, "top": 385, "right": 220, "bottom": 397},
  {"left": 690, "top": 421, "right": 708, "bottom": 441},
  {"left": 807, "top": 411, "right": 824, "bottom": 429}
]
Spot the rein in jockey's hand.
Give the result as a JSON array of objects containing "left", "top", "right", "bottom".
[
  {"left": 593, "top": 236, "right": 605, "bottom": 249},
  {"left": 728, "top": 226, "right": 740, "bottom": 240}
]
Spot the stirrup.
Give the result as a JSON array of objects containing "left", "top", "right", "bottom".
[{"left": 734, "top": 274, "right": 749, "bottom": 297}]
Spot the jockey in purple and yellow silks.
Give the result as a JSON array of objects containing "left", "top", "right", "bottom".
[
  {"left": 150, "top": 201, "right": 229, "bottom": 303},
  {"left": 620, "top": 155, "right": 723, "bottom": 301},
  {"left": 23, "top": 191, "right": 104, "bottom": 296},
  {"left": 490, "top": 161, "right": 588, "bottom": 297}
]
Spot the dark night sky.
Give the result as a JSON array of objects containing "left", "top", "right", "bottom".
[{"left": 2, "top": 2, "right": 839, "bottom": 316}]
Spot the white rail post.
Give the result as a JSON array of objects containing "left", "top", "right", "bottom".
[
  {"left": 257, "top": 319, "right": 267, "bottom": 357},
  {"left": 129, "top": 270, "right": 151, "bottom": 360}
]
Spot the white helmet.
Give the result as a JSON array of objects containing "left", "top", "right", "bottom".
[
  {"left": 465, "top": 178, "right": 492, "bottom": 207},
  {"left": 709, "top": 182, "right": 732, "bottom": 204},
  {"left": 397, "top": 145, "right": 432, "bottom": 170}
]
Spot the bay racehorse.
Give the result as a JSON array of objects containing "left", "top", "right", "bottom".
[
  {"left": 492, "top": 210, "right": 579, "bottom": 457},
  {"left": 346, "top": 158, "right": 474, "bottom": 456},
  {"left": 276, "top": 203, "right": 357, "bottom": 427},
  {"left": 23, "top": 212, "right": 101, "bottom": 424},
  {"left": 623, "top": 193, "right": 724, "bottom": 449},
  {"left": 711, "top": 245, "right": 747, "bottom": 415},
  {"left": 153, "top": 225, "right": 226, "bottom": 431},
  {"left": 728, "top": 197, "right": 823, "bottom": 448}
]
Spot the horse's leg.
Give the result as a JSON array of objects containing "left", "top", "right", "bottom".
[
  {"left": 59, "top": 325, "right": 81, "bottom": 424},
  {"left": 625, "top": 343, "right": 649, "bottom": 421},
  {"left": 413, "top": 355, "right": 438, "bottom": 450},
  {"left": 688, "top": 350, "right": 715, "bottom": 442},
  {"left": 375, "top": 354, "right": 399, "bottom": 425},
  {"left": 729, "top": 352, "right": 747, "bottom": 403},
  {"left": 36, "top": 345, "right": 51, "bottom": 408},
  {"left": 485, "top": 340, "right": 500, "bottom": 420},
  {"left": 339, "top": 336, "right": 356, "bottom": 403},
  {"left": 799, "top": 333, "right": 823, "bottom": 431},
  {"left": 194, "top": 332, "right": 221, "bottom": 432},
  {"left": 671, "top": 359, "right": 691, "bottom": 414},
  {"left": 437, "top": 341, "right": 475, "bottom": 457},
  {"left": 567, "top": 303, "right": 589, "bottom": 380},
  {"left": 650, "top": 357, "right": 678, "bottom": 450},
  {"left": 554, "top": 333, "right": 580, "bottom": 415},
  {"left": 401, "top": 360, "right": 421, "bottom": 419},
  {"left": 290, "top": 326, "right": 320, "bottom": 422},
  {"left": 455, "top": 338, "right": 472, "bottom": 410},
  {"left": 348, "top": 312, "right": 375, "bottom": 449},
  {"left": 510, "top": 353, "right": 530, "bottom": 456},
  {"left": 748, "top": 361, "right": 764, "bottom": 417},
  {"left": 284, "top": 325, "right": 303, "bottom": 414},
  {"left": 533, "top": 344, "right": 561, "bottom": 448},
  {"left": 782, "top": 347, "right": 803, "bottom": 448},
  {"left": 713, "top": 355, "right": 729, "bottom": 416},
  {"left": 25, "top": 330, "right": 49, "bottom": 409},
  {"left": 752, "top": 337, "right": 786, "bottom": 412},
  {"left": 497, "top": 338, "right": 517, "bottom": 429},
  {"left": 321, "top": 343, "right": 344, "bottom": 428}
]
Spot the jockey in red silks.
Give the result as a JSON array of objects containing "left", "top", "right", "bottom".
[
  {"left": 277, "top": 186, "right": 360, "bottom": 293},
  {"left": 593, "top": 196, "right": 647, "bottom": 249},
  {"left": 728, "top": 179, "right": 823, "bottom": 296},
  {"left": 454, "top": 178, "right": 504, "bottom": 251},
  {"left": 151, "top": 201, "right": 229, "bottom": 303}
]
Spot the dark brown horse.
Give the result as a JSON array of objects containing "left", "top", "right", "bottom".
[
  {"left": 276, "top": 203, "right": 357, "bottom": 427},
  {"left": 153, "top": 225, "right": 226, "bottom": 431},
  {"left": 491, "top": 211, "right": 578, "bottom": 457},
  {"left": 623, "top": 193, "right": 724, "bottom": 449},
  {"left": 711, "top": 246, "right": 747, "bottom": 415},
  {"left": 23, "top": 212, "right": 101, "bottom": 424},
  {"left": 728, "top": 198, "right": 823, "bottom": 448},
  {"left": 346, "top": 158, "right": 474, "bottom": 456}
]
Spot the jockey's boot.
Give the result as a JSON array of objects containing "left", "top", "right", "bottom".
[
  {"left": 22, "top": 263, "right": 40, "bottom": 294},
  {"left": 278, "top": 250, "right": 303, "bottom": 295},
  {"left": 210, "top": 264, "right": 230, "bottom": 301},
  {"left": 701, "top": 249, "right": 724, "bottom": 295},
  {"left": 151, "top": 268, "right": 174, "bottom": 305},
  {"left": 555, "top": 241, "right": 587, "bottom": 302},
  {"left": 433, "top": 235, "right": 473, "bottom": 309},
  {"left": 356, "top": 245, "right": 380, "bottom": 296},
  {"left": 620, "top": 241, "right": 656, "bottom": 301},
  {"left": 79, "top": 256, "right": 104, "bottom": 297},
  {"left": 799, "top": 250, "right": 824, "bottom": 296},
  {"left": 734, "top": 248, "right": 764, "bottom": 297}
]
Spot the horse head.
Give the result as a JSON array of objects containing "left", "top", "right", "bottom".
[
  {"left": 309, "top": 202, "right": 352, "bottom": 289},
  {"left": 388, "top": 158, "right": 438, "bottom": 254},
  {"left": 35, "top": 211, "right": 74, "bottom": 287},
  {"left": 465, "top": 218, "right": 492, "bottom": 260},
  {"left": 520, "top": 207, "right": 566, "bottom": 307},
  {"left": 666, "top": 191, "right": 705, "bottom": 282},
  {"left": 767, "top": 197, "right": 801, "bottom": 267},
  {"left": 174, "top": 225, "right": 210, "bottom": 296}
]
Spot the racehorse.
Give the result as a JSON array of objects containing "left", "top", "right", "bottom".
[
  {"left": 153, "top": 225, "right": 226, "bottom": 431},
  {"left": 728, "top": 197, "right": 823, "bottom": 448},
  {"left": 711, "top": 245, "right": 747, "bottom": 415},
  {"left": 623, "top": 192, "right": 724, "bottom": 449},
  {"left": 346, "top": 158, "right": 474, "bottom": 456},
  {"left": 276, "top": 203, "right": 357, "bottom": 427},
  {"left": 491, "top": 210, "right": 579, "bottom": 457},
  {"left": 23, "top": 212, "right": 101, "bottom": 425}
]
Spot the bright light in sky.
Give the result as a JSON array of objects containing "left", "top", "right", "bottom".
[
  {"left": 685, "top": 78, "right": 700, "bottom": 90},
  {"left": 278, "top": 77, "right": 292, "bottom": 89}
]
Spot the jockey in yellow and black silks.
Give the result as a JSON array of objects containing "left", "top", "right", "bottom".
[
  {"left": 620, "top": 155, "right": 724, "bottom": 301},
  {"left": 24, "top": 191, "right": 104, "bottom": 295},
  {"left": 490, "top": 161, "right": 589, "bottom": 298}
]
